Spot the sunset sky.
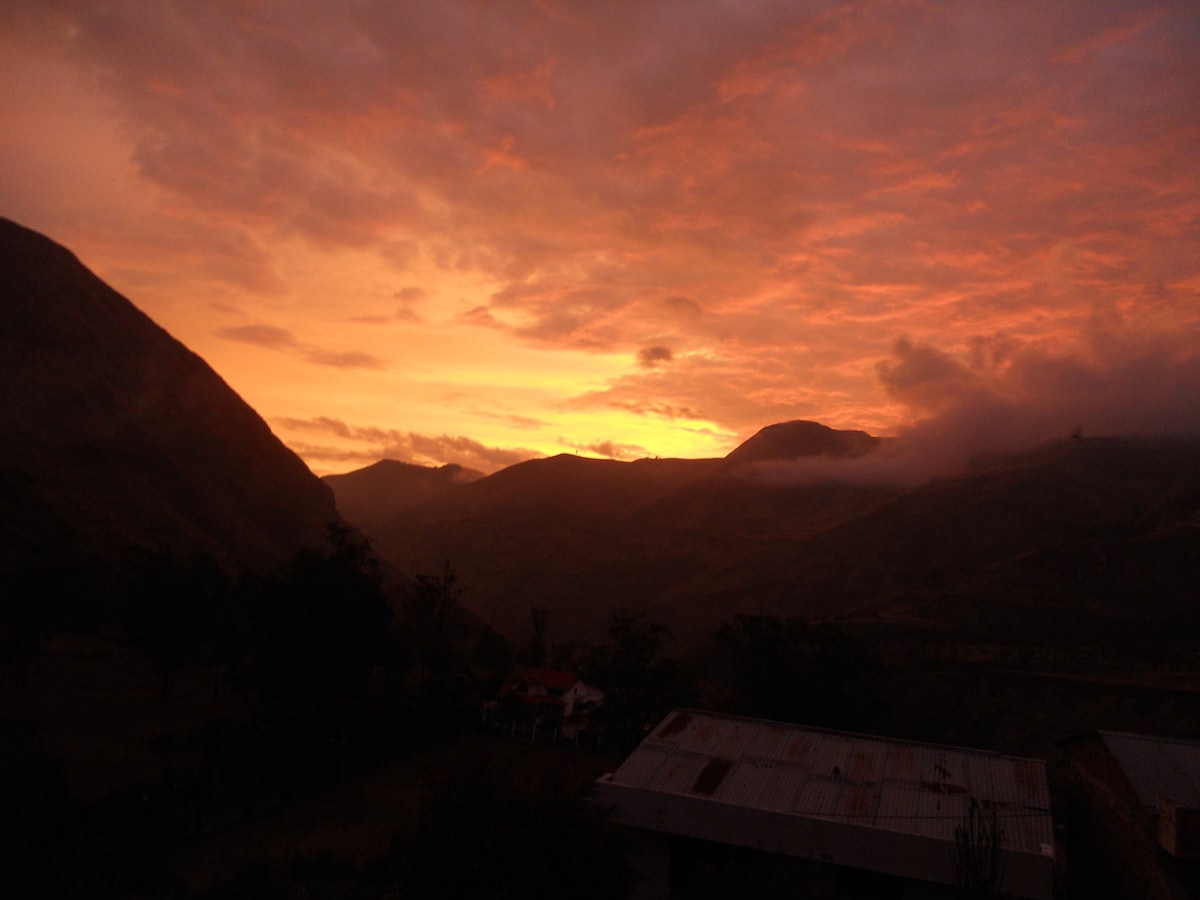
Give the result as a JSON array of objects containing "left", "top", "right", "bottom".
[{"left": 2, "top": 1, "right": 1198, "bottom": 475}]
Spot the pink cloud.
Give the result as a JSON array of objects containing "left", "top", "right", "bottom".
[
  {"left": 758, "top": 324, "right": 1200, "bottom": 487},
  {"left": 3, "top": 0, "right": 1198, "bottom": 460}
]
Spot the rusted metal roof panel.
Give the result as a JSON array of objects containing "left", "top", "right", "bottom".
[
  {"left": 608, "top": 710, "right": 1052, "bottom": 848},
  {"left": 877, "top": 782, "right": 965, "bottom": 842},
  {"left": 920, "top": 785, "right": 970, "bottom": 843},
  {"left": 651, "top": 710, "right": 694, "bottom": 742},
  {"left": 744, "top": 720, "right": 795, "bottom": 761},
  {"left": 650, "top": 751, "right": 709, "bottom": 795},
  {"left": 614, "top": 744, "right": 721, "bottom": 798},
  {"left": 601, "top": 710, "right": 1055, "bottom": 899},
  {"left": 911, "top": 744, "right": 970, "bottom": 797},
  {"left": 691, "top": 758, "right": 735, "bottom": 796},
  {"left": 714, "top": 759, "right": 788, "bottom": 809},
  {"left": 611, "top": 744, "right": 671, "bottom": 788},
  {"left": 792, "top": 774, "right": 849, "bottom": 820},
  {"left": 963, "top": 753, "right": 998, "bottom": 809},
  {"left": 695, "top": 716, "right": 759, "bottom": 760},
  {"left": 807, "top": 733, "right": 855, "bottom": 779},
  {"left": 840, "top": 781, "right": 881, "bottom": 823},
  {"left": 845, "top": 738, "right": 888, "bottom": 785}
]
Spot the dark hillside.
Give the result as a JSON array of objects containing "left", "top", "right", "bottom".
[
  {"left": 0, "top": 217, "right": 339, "bottom": 570},
  {"left": 775, "top": 436, "right": 1200, "bottom": 644},
  {"left": 355, "top": 432, "right": 1199, "bottom": 656},
  {"left": 324, "top": 459, "right": 483, "bottom": 533},
  {"left": 365, "top": 451, "right": 894, "bottom": 646}
]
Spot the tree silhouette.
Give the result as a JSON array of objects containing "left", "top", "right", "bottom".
[
  {"left": 233, "top": 526, "right": 392, "bottom": 728},
  {"left": 527, "top": 605, "right": 550, "bottom": 666},
  {"left": 716, "top": 614, "right": 885, "bottom": 730},
  {"left": 717, "top": 614, "right": 811, "bottom": 722},
  {"left": 401, "top": 563, "right": 471, "bottom": 724},
  {"left": 471, "top": 624, "right": 513, "bottom": 692},
  {"left": 119, "top": 550, "right": 229, "bottom": 702},
  {"left": 586, "top": 609, "right": 692, "bottom": 746}
]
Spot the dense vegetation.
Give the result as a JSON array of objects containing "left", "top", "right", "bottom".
[
  {"left": 0, "top": 530, "right": 643, "bottom": 897},
  {"left": 5, "top": 521, "right": 1200, "bottom": 898}
]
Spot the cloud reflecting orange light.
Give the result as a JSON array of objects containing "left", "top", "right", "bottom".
[{"left": 1, "top": 1, "right": 1198, "bottom": 475}]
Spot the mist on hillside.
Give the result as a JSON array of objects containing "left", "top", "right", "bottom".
[{"left": 748, "top": 329, "right": 1200, "bottom": 487}]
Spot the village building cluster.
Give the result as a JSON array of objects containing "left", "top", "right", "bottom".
[{"left": 479, "top": 667, "right": 1200, "bottom": 897}]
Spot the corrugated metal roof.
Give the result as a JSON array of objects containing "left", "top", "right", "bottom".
[
  {"left": 608, "top": 709, "right": 1054, "bottom": 852},
  {"left": 1100, "top": 731, "right": 1200, "bottom": 810}
]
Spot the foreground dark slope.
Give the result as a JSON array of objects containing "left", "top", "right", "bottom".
[
  {"left": 0, "top": 218, "right": 339, "bottom": 570},
  {"left": 345, "top": 429, "right": 1200, "bottom": 651}
]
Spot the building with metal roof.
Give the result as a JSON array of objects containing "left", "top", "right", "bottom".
[
  {"left": 1064, "top": 730, "right": 1200, "bottom": 898},
  {"left": 1098, "top": 731, "right": 1200, "bottom": 813},
  {"left": 595, "top": 709, "right": 1056, "bottom": 899}
]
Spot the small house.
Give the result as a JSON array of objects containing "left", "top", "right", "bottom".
[{"left": 489, "top": 668, "right": 605, "bottom": 733}]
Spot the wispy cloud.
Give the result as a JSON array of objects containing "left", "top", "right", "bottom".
[
  {"left": 304, "top": 349, "right": 382, "bottom": 370},
  {"left": 567, "top": 395, "right": 706, "bottom": 422},
  {"left": 468, "top": 409, "right": 550, "bottom": 431},
  {"left": 217, "top": 323, "right": 382, "bottom": 369},
  {"left": 275, "top": 416, "right": 540, "bottom": 473},
  {"left": 216, "top": 324, "right": 297, "bottom": 350},
  {"left": 556, "top": 438, "right": 651, "bottom": 462}
]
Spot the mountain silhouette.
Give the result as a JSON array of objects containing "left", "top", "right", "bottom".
[
  {"left": 724, "top": 420, "right": 880, "bottom": 465},
  {"left": 0, "top": 218, "right": 339, "bottom": 570},
  {"left": 324, "top": 459, "right": 483, "bottom": 531},
  {"left": 331, "top": 430, "right": 1200, "bottom": 650},
  {"left": 330, "top": 440, "right": 896, "bottom": 646}
]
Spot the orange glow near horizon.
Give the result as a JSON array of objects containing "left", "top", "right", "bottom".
[{"left": 2, "top": 2, "right": 1198, "bottom": 475}]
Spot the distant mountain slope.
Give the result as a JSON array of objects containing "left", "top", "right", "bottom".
[
  {"left": 778, "top": 436, "right": 1200, "bottom": 627},
  {"left": 348, "top": 430, "right": 1200, "bottom": 652},
  {"left": 0, "top": 217, "right": 339, "bottom": 570},
  {"left": 361, "top": 449, "right": 896, "bottom": 647},
  {"left": 324, "top": 459, "right": 483, "bottom": 531}
]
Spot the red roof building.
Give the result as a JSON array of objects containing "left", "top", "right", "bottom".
[{"left": 492, "top": 668, "right": 605, "bottom": 729}]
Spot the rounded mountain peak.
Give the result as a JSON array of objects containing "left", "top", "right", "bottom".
[{"left": 725, "top": 420, "right": 879, "bottom": 465}]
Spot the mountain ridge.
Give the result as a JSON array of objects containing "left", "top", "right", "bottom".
[
  {"left": 329, "top": 431, "right": 1200, "bottom": 651},
  {"left": 0, "top": 217, "right": 340, "bottom": 571},
  {"left": 725, "top": 420, "right": 881, "bottom": 465},
  {"left": 324, "top": 459, "right": 484, "bottom": 531}
]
